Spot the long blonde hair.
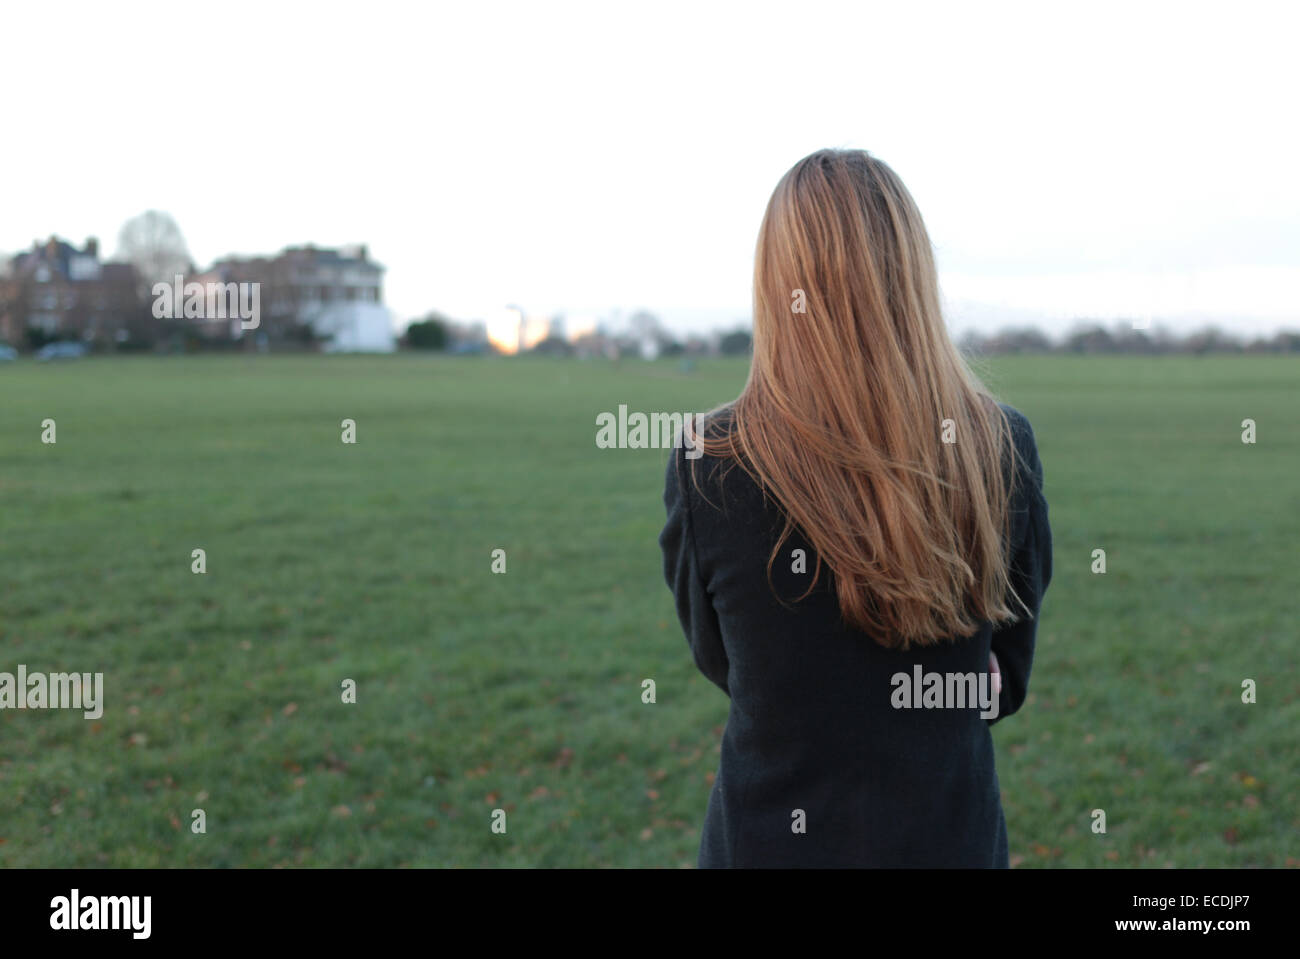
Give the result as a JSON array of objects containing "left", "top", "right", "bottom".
[{"left": 698, "top": 149, "right": 1026, "bottom": 648}]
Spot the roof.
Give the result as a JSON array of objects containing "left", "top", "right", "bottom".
[{"left": 8, "top": 237, "right": 123, "bottom": 283}]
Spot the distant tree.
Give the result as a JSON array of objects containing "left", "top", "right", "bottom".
[
  {"left": 1182, "top": 326, "right": 1242, "bottom": 355},
  {"left": 628, "top": 310, "right": 663, "bottom": 341},
  {"left": 628, "top": 309, "right": 683, "bottom": 358},
  {"left": 116, "top": 211, "right": 192, "bottom": 292},
  {"left": 406, "top": 314, "right": 450, "bottom": 350},
  {"left": 719, "top": 328, "right": 753, "bottom": 355},
  {"left": 1272, "top": 330, "right": 1300, "bottom": 352},
  {"left": 1109, "top": 322, "right": 1162, "bottom": 355},
  {"left": 530, "top": 335, "right": 573, "bottom": 357},
  {"left": 986, "top": 326, "right": 1054, "bottom": 354},
  {"left": 1063, "top": 323, "right": 1118, "bottom": 354},
  {"left": 949, "top": 321, "right": 1297, "bottom": 355}
]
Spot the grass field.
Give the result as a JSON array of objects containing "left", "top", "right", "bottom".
[{"left": 1, "top": 352, "right": 1297, "bottom": 867}]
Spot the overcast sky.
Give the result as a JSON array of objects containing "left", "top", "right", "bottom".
[{"left": 3, "top": 0, "right": 1297, "bottom": 338}]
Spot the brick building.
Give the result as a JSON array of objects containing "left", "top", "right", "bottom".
[{"left": 0, "top": 237, "right": 143, "bottom": 346}]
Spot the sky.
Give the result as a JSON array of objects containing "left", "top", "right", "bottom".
[{"left": 3, "top": 0, "right": 1297, "bottom": 340}]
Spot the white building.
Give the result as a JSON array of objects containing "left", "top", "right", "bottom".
[{"left": 314, "top": 301, "right": 396, "bottom": 352}]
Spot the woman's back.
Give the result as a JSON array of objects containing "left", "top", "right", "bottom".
[{"left": 660, "top": 402, "right": 1052, "bottom": 867}]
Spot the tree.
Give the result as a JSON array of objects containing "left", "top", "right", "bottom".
[
  {"left": 1062, "top": 323, "right": 1117, "bottom": 354},
  {"left": 406, "top": 314, "right": 449, "bottom": 350},
  {"left": 116, "top": 211, "right": 192, "bottom": 292},
  {"left": 987, "top": 326, "right": 1054, "bottom": 354},
  {"left": 529, "top": 335, "right": 573, "bottom": 356},
  {"left": 1182, "top": 326, "right": 1241, "bottom": 355},
  {"left": 628, "top": 310, "right": 663, "bottom": 341},
  {"left": 627, "top": 309, "right": 674, "bottom": 359},
  {"left": 719, "top": 328, "right": 753, "bottom": 355},
  {"left": 1272, "top": 331, "right": 1300, "bottom": 352}
]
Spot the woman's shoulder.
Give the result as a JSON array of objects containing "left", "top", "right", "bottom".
[
  {"left": 697, "top": 402, "right": 738, "bottom": 438},
  {"left": 994, "top": 402, "right": 1043, "bottom": 471},
  {"left": 663, "top": 403, "right": 762, "bottom": 509},
  {"left": 991, "top": 401, "right": 1046, "bottom": 534},
  {"left": 664, "top": 403, "right": 737, "bottom": 468}
]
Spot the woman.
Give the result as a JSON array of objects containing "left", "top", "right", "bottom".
[{"left": 659, "top": 149, "right": 1052, "bottom": 868}]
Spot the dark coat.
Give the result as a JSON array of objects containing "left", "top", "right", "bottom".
[{"left": 659, "top": 404, "right": 1052, "bottom": 867}]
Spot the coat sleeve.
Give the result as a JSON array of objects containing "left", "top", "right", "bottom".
[
  {"left": 659, "top": 446, "right": 731, "bottom": 696},
  {"left": 989, "top": 410, "right": 1052, "bottom": 724}
]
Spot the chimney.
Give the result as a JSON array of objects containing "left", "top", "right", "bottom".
[
  {"left": 85, "top": 237, "right": 99, "bottom": 258},
  {"left": 357, "top": 244, "right": 367, "bottom": 262}
]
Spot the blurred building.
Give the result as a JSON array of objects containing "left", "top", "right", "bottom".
[
  {"left": 206, "top": 244, "right": 394, "bottom": 350},
  {"left": 0, "top": 237, "right": 141, "bottom": 345}
]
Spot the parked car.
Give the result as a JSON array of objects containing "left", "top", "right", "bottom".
[
  {"left": 0, "top": 344, "right": 18, "bottom": 362},
  {"left": 36, "top": 341, "right": 88, "bottom": 361}
]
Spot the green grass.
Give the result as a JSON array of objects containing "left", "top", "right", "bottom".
[{"left": 1, "top": 352, "right": 1297, "bottom": 867}]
